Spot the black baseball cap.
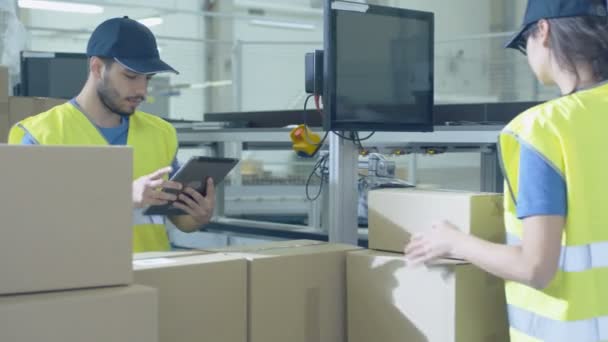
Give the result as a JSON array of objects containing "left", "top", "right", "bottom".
[
  {"left": 505, "top": 0, "right": 607, "bottom": 52},
  {"left": 86, "top": 16, "right": 179, "bottom": 75}
]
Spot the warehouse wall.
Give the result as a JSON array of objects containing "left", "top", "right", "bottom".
[
  {"left": 18, "top": 0, "right": 207, "bottom": 121},
  {"left": 15, "top": 0, "right": 555, "bottom": 118},
  {"left": 228, "top": 0, "right": 497, "bottom": 113}
]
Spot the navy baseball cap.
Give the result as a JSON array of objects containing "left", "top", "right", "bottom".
[
  {"left": 87, "top": 16, "right": 179, "bottom": 74},
  {"left": 505, "top": 0, "right": 607, "bottom": 52}
]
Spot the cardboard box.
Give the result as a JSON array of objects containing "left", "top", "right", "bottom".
[
  {"left": 0, "top": 65, "right": 8, "bottom": 102},
  {"left": 0, "top": 96, "right": 66, "bottom": 143},
  {"left": 214, "top": 240, "right": 360, "bottom": 342},
  {"left": 347, "top": 250, "right": 509, "bottom": 342},
  {"left": 8, "top": 96, "right": 66, "bottom": 125},
  {"left": 0, "top": 285, "right": 158, "bottom": 342},
  {"left": 0, "top": 145, "right": 133, "bottom": 295},
  {"left": 368, "top": 189, "right": 505, "bottom": 253},
  {"left": 133, "top": 252, "right": 247, "bottom": 342}
]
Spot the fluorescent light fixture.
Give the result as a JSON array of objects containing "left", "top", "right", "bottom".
[
  {"left": 189, "top": 80, "right": 233, "bottom": 89},
  {"left": 250, "top": 19, "right": 315, "bottom": 31},
  {"left": 138, "top": 17, "right": 163, "bottom": 28},
  {"left": 18, "top": 0, "right": 104, "bottom": 14},
  {"left": 169, "top": 80, "right": 233, "bottom": 90}
]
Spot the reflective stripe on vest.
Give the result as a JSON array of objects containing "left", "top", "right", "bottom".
[
  {"left": 508, "top": 305, "right": 608, "bottom": 341},
  {"left": 507, "top": 234, "right": 608, "bottom": 272},
  {"left": 499, "top": 83, "right": 608, "bottom": 341}
]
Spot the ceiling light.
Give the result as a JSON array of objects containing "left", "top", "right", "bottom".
[
  {"left": 190, "top": 80, "right": 233, "bottom": 89},
  {"left": 138, "top": 17, "right": 163, "bottom": 28},
  {"left": 18, "top": 0, "right": 104, "bottom": 14},
  {"left": 250, "top": 19, "right": 315, "bottom": 31},
  {"left": 171, "top": 80, "right": 233, "bottom": 90}
]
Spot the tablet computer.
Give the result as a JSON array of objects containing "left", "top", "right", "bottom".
[{"left": 143, "top": 156, "right": 239, "bottom": 216}]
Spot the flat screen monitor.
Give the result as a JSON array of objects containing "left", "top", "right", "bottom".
[
  {"left": 19, "top": 51, "right": 88, "bottom": 99},
  {"left": 323, "top": 1, "right": 434, "bottom": 132}
]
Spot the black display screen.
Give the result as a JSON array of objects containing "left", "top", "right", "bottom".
[
  {"left": 20, "top": 52, "right": 88, "bottom": 99},
  {"left": 324, "top": 1, "right": 434, "bottom": 132}
]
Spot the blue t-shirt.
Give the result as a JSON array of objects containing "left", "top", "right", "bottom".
[
  {"left": 516, "top": 143, "right": 567, "bottom": 219},
  {"left": 21, "top": 100, "right": 180, "bottom": 175}
]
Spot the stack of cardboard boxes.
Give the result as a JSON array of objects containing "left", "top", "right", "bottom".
[
  {"left": 348, "top": 188, "right": 510, "bottom": 342},
  {"left": 0, "top": 65, "right": 65, "bottom": 143},
  {"left": 132, "top": 240, "right": 360, "bottom": 342},
  {"left": 0, "top": 145, "right": 158, "bottom": 341}
]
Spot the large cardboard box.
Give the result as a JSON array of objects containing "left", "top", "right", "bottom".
[
  {"left": 8, "top": 96, "right": 66, "bottom": 125},
  {"left": 0, "top": 96, "right": 66, "bottom": 143},
  {"left": 0, "top": 145, "right": 133, "bottom": 294},
  {"left": 214, "top": 240, "right": 360, "bottom": 342},
  {"left": 368, "top": 188, "right": 505, "bottom": 253},
  {"left": 0, "top": 285, "right": 158, "bottom": 342},
  {"left": 133, "top": 252, "right": 248, "bottom": 342},
  {"left": 347, "top": 250, "right": 509, "bottom": 342}
]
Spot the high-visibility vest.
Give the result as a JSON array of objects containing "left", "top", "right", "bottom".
[
  {"left": 9, "top": 102, "right": 178, "bottom": 252},
  {"left": 499, "top": 83, "right": 608, "bottom": 341}
]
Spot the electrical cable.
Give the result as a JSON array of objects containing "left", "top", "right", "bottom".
[
  {"left": 303, "top": 93, "right": 329, "bottom": 201},
  {"left": 305, "top": 153, "right": 329, "bottom": 201},
  {"left": 302, "top": 94, "right": 314, "bottom": 126}
]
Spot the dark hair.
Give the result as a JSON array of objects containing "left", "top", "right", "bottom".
[
  {"left": 529, "top": 13, "right": 608, "bottom": 83},
  {"left": 99, "top": 57, "right": 114, "bottom": 69},
  {"left": 88, "top": 56, "right": 114, "bottom": 72}
]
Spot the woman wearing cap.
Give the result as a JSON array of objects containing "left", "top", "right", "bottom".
[{"left": 404, "top": 0, "right": 608, "bottom": 340}]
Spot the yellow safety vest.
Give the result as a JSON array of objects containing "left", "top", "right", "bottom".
[
  {"left": 498, "top": 83, "right": 608, "bottom": 341},
  {"left": 8, "top": 102, "right": 178, "bottom": 253}
]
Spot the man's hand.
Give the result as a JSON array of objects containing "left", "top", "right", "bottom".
[
  {"left": 133, "top": 166, "right": 183, "bottom": 209},
  {"left": 172, "top": 178, "right": 215, "bottom": 225}
]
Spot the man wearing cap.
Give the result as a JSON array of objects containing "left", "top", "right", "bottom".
[{"left": 8, "top": 16, "right": 214, "bottom": 253}]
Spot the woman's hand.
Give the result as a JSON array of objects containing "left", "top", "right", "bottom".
[{"left": 403, "top": 220, "right": 465, "bottom": 265}]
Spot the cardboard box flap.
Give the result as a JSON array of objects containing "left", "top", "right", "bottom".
[
  {"left": 133, "top": 253, "right": 244, "bottom": 271},
  {"left": 133, "top": 250, "right": 209, "bottom": 261},
  {"left": 210, "top": 239, "right": 326, "bottom": 253},
  {"left": 214, "top": 241, "right": 359, "bottom": 258}
]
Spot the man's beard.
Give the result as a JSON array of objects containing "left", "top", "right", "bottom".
[{"left": 96, "top": 78, "right": 143, "bottom": 117}]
